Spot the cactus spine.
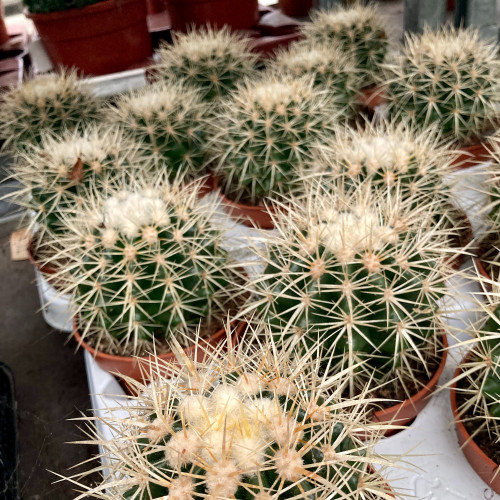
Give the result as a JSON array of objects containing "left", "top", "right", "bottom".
[
  {"left": 301, "top": 3, "right": 389, "bottom": 86},
  {"left": 58, "top": 182, "right": 236, "bottom": 356},
  {"left": 0, "top": 71, "right": 102, "bottom": 151},
  {"left": 153, "top": 27, "right": 258, "bottom": 104},
  {"left": 384, "top": 27, "right": 500, "bottom": 145},
  {"left": 212, "top": 76, "right": 341, "bottom": 205},
  {"left": 108, "top": 82, "right": 210, "bottom": 181},
  {"left": 64, "top": 327, "right": 398, "bottom": 499}
]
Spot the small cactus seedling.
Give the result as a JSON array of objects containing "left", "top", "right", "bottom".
[
  {"left": 57, "top": 181, "right": 238, "bottom": 356},
  {"left": 9, "top": 127, "right": 145, "bottom": 248},
  {"left": 384, "top": 27, "right": 500, "bottom": 145},
  {"left": 0, "top": 71, "right": 102, "bottom": 151},
  {"left": 153, "top": 27, "right": 258, "bottom": 104},
  {"left": 241, "top": 179, "right": 456, "bottom": 396},
  {"left": 63, "top": 325, "right": 399, "bottom": 499},
  {"left": 211, "top": 76, "right": 341, "bottom": 205},
  {"left": 302, "top": 3, "right": 389, "bottom": 86},
  {"left": 269, "top": 42, "right": 362, "bottom": 117},
  {"left": 107, "top": 82, "right": 210, "bottom": 181}
]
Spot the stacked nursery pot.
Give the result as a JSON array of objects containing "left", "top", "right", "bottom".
[
  {"left": 383, "top": 26, "right": 500, "bottom": 170},
  {"left": 64, "top": 324, "right": 400, "bottom": 498},
  {"left": 24, "top": 0, "right": 152, "bottom": 75}
]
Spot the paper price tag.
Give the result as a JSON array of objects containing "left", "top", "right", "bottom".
[{"left": 10, "top": 228, "right": 30, "bottom": 261}]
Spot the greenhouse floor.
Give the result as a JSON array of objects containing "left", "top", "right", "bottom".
[{"left": 0, "top": 231, "right": 98, "bottom": 498}]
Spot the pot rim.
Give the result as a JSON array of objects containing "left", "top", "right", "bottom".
[{"left": 452, "top": 141, "right": 491, "bottom": 171}]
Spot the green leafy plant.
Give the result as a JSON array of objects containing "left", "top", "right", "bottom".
[
  {"left": 62, "top": 325, "right": 399, "bottom": 499},
  {"left": 211, "top": 76, "right": 341, "bottom": 205},
  {"left": 301, "top": 3, "right": 389, "bottom": 86},
  {"left": 56, "top": 180, "right": 239, "bottom": 356},
  {"left": 269, "top": 42, "right": 362, "bottom": 117},
  {"left": 153, "top": 27, "right": 258, "bottom": 104},
  {"left": 240, "top": 179, "right": 456, "bottom": 397},
  {"left": 384, "top": 27, "right": 500, "bottom": 145},
  {"left": 0, "top": 71, "right": 102, "bottom": 150},
  {"left": 23, "top": 0, "right": 104, "bottom": 14},
  {"left": 107, "top": 82, "right": 210, "bottom": 182}
]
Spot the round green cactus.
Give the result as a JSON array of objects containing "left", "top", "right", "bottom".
[
  {"left": 270, "top": 42, "right": 362, "bottom": 117},
  {"left": 61, "top": 182, "right": 237, "bottom": 356},
  {"left": 301, "top": 3, "right": 389, "bottom": 86},
  {"left": 64, "top": 325, "right": 397, "bottom": 499},
  {"left": 108, "top": 82, "right": 210, "bottom": 181},
  {"left": 0, "top": 71, "right": 102, "bottom": 151},
  {"left": 153, "top": 27, "right": 258, "bottom": 104},
  {"left": 384, "top": 27, "right": 500, "bottom": 145},
  {"left": 242, "top": 179, "right": 455, "bottom": 394},
  {"left": 211, "top": 76, "right": 341, "bottom": 205}
]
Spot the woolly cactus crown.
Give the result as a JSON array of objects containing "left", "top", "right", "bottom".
[
  {"left": 270, "top": 42, "right": 361, "bottom": 115},
  {"left": 302, "top": 3, "right": 388, "bottom": 85},
  {"left": 9, "top": 127, "right": 144, "bottom": 244},
  {"left": 57, "top": 179, "right": 237, "bottom": 356},
  {"left": 153, "top": 27, "right": 258, "bottom": 103},
  {"left": 241, "top": 179, "right": 456, "bottom": 394},
  {"left": 108, "top": 82, "right": 209, "bottom": 181},
  {"left": 384, "top": 27, "right": 500, "bottom": 144},
  {"left": 64, "top": 326, "right": 397, "bottom": 499},
  {"left": 212, "top": 76, "right": 341, "bottom": 204},
  {"left": 0, "top": 71, "right": 101, "bottom": 150}
]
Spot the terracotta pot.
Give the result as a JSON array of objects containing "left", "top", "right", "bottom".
[
  {"left": 213, "top": 177, "right": 276, "bottom": 229},
  {"left": 27, "top": 238, "right": 57, "bottom": 279},
  {"left": 371, "top": 335, "right": 448, "bottom": 436},
  {"left": 74, "top": 320, "right": 246, "bottom": 389},
  {"left": 452, "top": 142, "right": 491, "bottom": 170},
  {"left": 358, "top": 85, "right": 386, "bottom": 110},
  {"left": 0, "top": 1, "right": 9, "bottom": 46},
  {"left": 278, "top": 0, "right": 313, "bottom": 18},
  {"left": 166, "top": 0, "right": 259, "bottom": 31},
  {"left": 450, "top": 361, "right": 500, "bottom": 493},
  {"left": 26, "top": 0, "right": 152, "bottom": 76},
  {"left": 146, "top": 0, "right": 166, "bottom": 14},
  {"left": 248, "top": 32, "right": 302, "bottom": 59}
]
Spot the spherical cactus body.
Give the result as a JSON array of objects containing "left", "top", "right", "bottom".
[
  {"left": 212, "top": 76, "right": 341, "bottom": 205},
  {"left": 384, "top": 27, "right": 500, "bottom": 145}
]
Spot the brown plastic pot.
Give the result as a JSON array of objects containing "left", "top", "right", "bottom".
[
  {"left": 213, "top": 177, "right": 277, "bottom": 229},
  {"left": 74, "top": 319, "right": 246, "bottom": 389},
  {"left": 450, "top": 361, "right": 500, "bottom": 493},
  {"left": 26, "top": 0, "right": 152, "bottom": 76},
  {"left": 278, "top": 0, "right": 313, "bottom": 18},
  {"left": 27, "top": 237, "right": 58, "bottom": 280},
  {"left": 452, "top": 142, "right": 491, "bottom": 170},
  {"left": 371, "top": 335, "right": 448, "bottom": 436},
  {"left": 0, "top": 1, "right": 8, "bottom": 46},
  {"left": 166, "top": 0, "right": 259, "bottom": 31},
  {"left": 358, "top": 85, "right": 386, "bottom": 111}
]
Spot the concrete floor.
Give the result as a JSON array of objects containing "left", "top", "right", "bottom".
[{"left": 0, "top": 233, "right": 98, "bottom": 498}]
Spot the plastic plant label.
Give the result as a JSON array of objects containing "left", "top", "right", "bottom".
[{"left": 10, "top": 228, "right": 29, "bottom": 261}]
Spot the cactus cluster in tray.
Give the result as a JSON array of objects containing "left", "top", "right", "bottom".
[
  {"left": 66, "top": 326, "right": 397, "bottom": 499},
  {"left": 211, "top": 76, "right": 341, "bottom": 205},
  {"left": 58, "top": 181, "right": 237, "bottom": 356},
  {"left": 302, "top": 3, "right": 389, "bottom": 86},
  {"left": 108, "top": 82, "right": 210, "bottom": 181},
  {"left": 241, "top": 179, "right": 454, "bottom": 395},
  {"left": 384, "top": 27, "right": 500, "bottom": 145},
  {"left": 0, "top": 71, "right": 102, "bottom": 151},
  {"left": 153, "top": 27, "right": 258, "bottom": 104},
  {"left": 270, "top": 42, "right": 362, "bottom": 117}
]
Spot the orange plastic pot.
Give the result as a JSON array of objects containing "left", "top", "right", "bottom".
[
  {"left": 166, "top": 0, "right": 259, "bottom": 31},
  {"left": 452, "top": 142, "right": 491, "bottom": 170},
  {"left": 26, "top": 0, "right": 152, "bottom": 76},
  {"left": 450, "top": 361, "right": 500, "bottom": 493},
  {"left": 74, "top": 320, "right": 246, "bottom": 389},
  {"left": 278, "top": 0, "right": 313, "bottom": 18},
  {"left": 214, "top": 177, "right": 277, "bottom": 229},
  {"left": 358, "top": 85, "right": 386, "bottom": 111},
  {"left": 371, "top": 335, "right": 448, "bottom": 436}
]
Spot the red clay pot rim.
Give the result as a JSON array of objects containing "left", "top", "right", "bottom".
[
  {"left": 27, "top": 237, "right": 57, "bottom": 276},
  {"left": 25, "top": 0, "right": 138, "bottom": 20},
  {"left": 372, "top": 335, "right": 449, "bottom": 422},
  {"left": 452, "top": 142, "right": 492, "bottom": 171},
  {"left": 450, "top": 361, "right": 500, "bottom": 476},
  {"left": 474, "top": 256, "right": 491, "bottom": 281},
  {"left": 73, "top": 317, "right": 244, "bottom": 364},
  {"left": 358, "top": 85, "right": 386, "bottom": 109}
]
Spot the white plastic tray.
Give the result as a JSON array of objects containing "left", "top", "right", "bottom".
[{"left": 84, "top": 164, "right": 500, "bottom": 498}]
